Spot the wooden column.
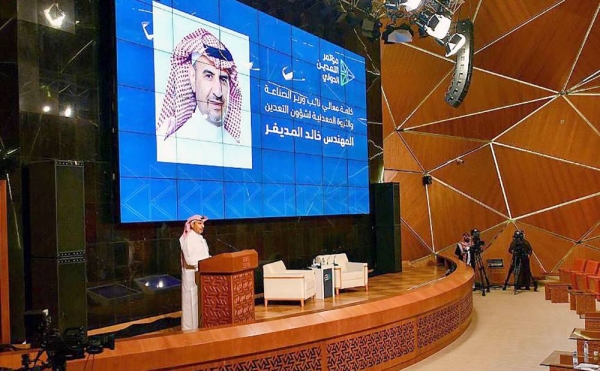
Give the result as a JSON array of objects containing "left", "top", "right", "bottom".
[{"left": 0, "top": 180, "right": 10, "bottom": 343}]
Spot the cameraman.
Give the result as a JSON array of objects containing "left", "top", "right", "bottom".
[{"left": 504, "top": 230, "right": 537, "bottom": 291}]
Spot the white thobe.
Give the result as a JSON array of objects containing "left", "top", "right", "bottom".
[{"left": 180, "top": 232, "right": 210, "bottom": 330}]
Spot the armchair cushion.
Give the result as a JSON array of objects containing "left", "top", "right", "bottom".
[{"left": 262, "top": 260, "right": 315, "bottom": 307}]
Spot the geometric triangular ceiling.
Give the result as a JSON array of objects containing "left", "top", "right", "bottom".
[{"left": 381, "top": 1, "right": 600, "bottom": 275}]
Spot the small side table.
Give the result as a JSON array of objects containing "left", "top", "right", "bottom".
[{"left": 311, "top": 264, "right": 335, "bottom": 300}]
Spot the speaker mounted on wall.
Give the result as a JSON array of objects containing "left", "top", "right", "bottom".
[{"left": 444, "top": 19, "right": 474, "bottom": 108}]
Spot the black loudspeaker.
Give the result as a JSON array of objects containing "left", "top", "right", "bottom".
[
  {"left": 29, "top": 160, "right": 85, "bottom": 257},
  {"left": 370, "top": 183, "right": 402, "bottom": 273},
  {"left": 445, "top": 19, "right": 474, "bottom": 108},
  {"left": 30, "top": 258, "right": 86, "bottom": 333},
  {"left": 28, "top": 160, "right": 86, "bottom": 332}
]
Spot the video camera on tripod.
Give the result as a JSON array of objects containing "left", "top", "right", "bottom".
[
  {"left": 511, "top": 230, "right": 528, "bottom": 259},
  {"left": 470, "top": 228, "right": 485, "bottom": 254},
  {"left": 15, "top": 311, "right": 115, "bottom": 371}
]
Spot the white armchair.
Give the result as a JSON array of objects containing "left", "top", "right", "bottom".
[
  {"left": 315, "top": 253, "right": 368, "bottom": 295},
  {"left": 262, "top": 260, "right": 316, "bottom": 308}
]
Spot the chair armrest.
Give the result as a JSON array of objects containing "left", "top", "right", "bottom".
[
  {"left": 264, "top": 273, "right": 307, "bottom": 279},
  {"left": 345, "top": 262, "right": 367, "bottom": 271}
]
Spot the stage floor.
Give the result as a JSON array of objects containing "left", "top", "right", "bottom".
[{"left": 89, "top": 264, "right": 447, "bottom": 337}]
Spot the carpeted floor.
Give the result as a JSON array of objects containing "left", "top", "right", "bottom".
[{"left": 404, "top": 287, "right": 586, "bottom": 371}]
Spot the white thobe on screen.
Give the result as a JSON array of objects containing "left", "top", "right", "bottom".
[{"left": 180, "top": 231, "right": 210, "bottom": 330}]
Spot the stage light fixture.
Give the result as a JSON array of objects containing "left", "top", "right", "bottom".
[
  {"left": 44, "top": 3, "right": 66, "bottom": 28},
  {"left": 418, "top": 11, "right": 451, "bottom": 39},
  {"left": 361, "top": 18, "right": 383, "bottom": 41},
  {"left": 400, "top": 0, "right": 423, "bottom": 11},
  {"left": 444, "top": 32, "right": 466, "bottom": 57},
  {"left": 382, "top": 24, "right": 413, "bottom": 43}
]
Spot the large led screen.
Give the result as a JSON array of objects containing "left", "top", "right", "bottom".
[{"left": 116, "top": 0, "right": 369, "bottom": 222}]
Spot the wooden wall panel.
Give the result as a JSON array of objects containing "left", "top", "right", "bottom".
[
  {"left": 520, "top": 196, "right": 600, "bottom": 241},
  {"left": 432, "top": 145, "right": 508, "bottom": 215},
  {"left": 383, "top": 133, "right": 422, "bottom": 172},
  {"left": 409, "top": 99, "right": 550, "bottom": 140},
  {"left": 567, "top": 14, "right": 600, "bottom": 90},
  {"left": 569, "top": 95, "right": 600, "bottom": 132},
  {"left": 400, "top": 223, "right": 432, "bottom": 261},
  {"left": 401, "top": 132, "right": 483, "bottom": 172},
  {"left": 494, "top": 146, "right": 600, "bottom": 217},
  {"left": 403, "top": 70, "right": 553, "bottom": 129},
  {"left": 516, "top": 224, "right": 574, "bottom": 275},
  {"left": 472, "top": 0, "right": 562, "bottom": 51},
  {"left": 381, "top": 45, "right": 453, "bottom": 129},
  {"left": 428, "top": 182, "right": 505, "bottom": 250},
  {"left": 497, "top": 97, "right": 600, "bottom": 168},
  {"left": 391, "top": 172, "right": 432, "bottom": 247},
  {"left": 473, "top": 0, "right": 600, "bottom": 90}
]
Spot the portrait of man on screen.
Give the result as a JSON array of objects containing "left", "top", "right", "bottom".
[{"left": 155, "top": 26, "right": 251, "bottom": 168}]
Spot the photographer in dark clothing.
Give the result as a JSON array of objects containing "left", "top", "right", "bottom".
[{"left": 502, "top": 230, "right": 537, "bottom": 293}]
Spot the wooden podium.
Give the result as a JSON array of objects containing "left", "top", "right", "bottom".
[{"left": 198, "top": 249, "right": 258, "bottom": 328}]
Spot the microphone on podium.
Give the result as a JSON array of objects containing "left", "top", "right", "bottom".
[{"left": 216, "top": 238, "right": 240, "bottom": 252}]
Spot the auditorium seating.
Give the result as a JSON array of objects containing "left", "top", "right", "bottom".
[
  {"left": 315, "top": 253, "right": 368, "bottom": 295},
  {"left": 559, "top": 259, "right": 588, "bottom": 284},
  {"left": 262, "top": 260, "right": 316, "bottom": 308},
  {"left": 574, "top": 260, "right": 600, "bottom": 290}
]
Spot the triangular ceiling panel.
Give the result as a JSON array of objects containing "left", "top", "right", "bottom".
[
  {"left": 494, "top": 145, "right": 600, "bottom": 217},
  {"left": 401, "top": 222, "right": 433, "bottom": 261},
  {"left": 394, "top": 172, "right": 433, "bottom": 247},
  {"left": 473, "top": 0, "right": 600, "bottom": 91},
  {"left": 428, "top": 181, "right": 506, "bottom": 250},
  {"left": 473, "top": 0, "right": 562, "bottom": 51},
  {"left": 568, "top": 95, "right": 600, "bottom": 133},
  {"left": 402, "top": 69, "right": 553, "bottom": 128},
  {"left": 383, "top": 132, "right": 423, "bottom": 172},
  {"left": 381, "top": 44, "right": 453, "bottom": 126},
  {"left": 497, "top": 97, "right": 600, "bottom": 168},
  {"left": 432, "top": 145, "right": 508, "bottom": 215},
  {"left": 586, "top": 224, "right": 600, "bottom": 240},
  {"left": 401, "top": 131, "right": 484, "bottom": 171},
  {"left": 584, "top": 238, "right": 600, "bottom": 249},
  {"left": 516, "top": 223, "right": 575, "bottom": 275},
  {"left": 567, "top": 13, "right": 600, "bottom": 90},
  {"left": 519, "top": 195, "right": 600, "bottom": 241},
  {"left": 407, "top": 98, "right": 551, "bottom": 141}
]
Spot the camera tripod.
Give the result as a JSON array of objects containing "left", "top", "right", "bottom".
[
  {"left": 502, "top": 253, "right": 537, "bottom": 294},
  {"left": 472, "top": 249, "right": 491, "bottom": 296}
]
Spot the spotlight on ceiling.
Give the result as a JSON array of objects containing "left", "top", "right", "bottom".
[
  {"left": 361, "top": 18, "right": 383, "bottom": 42},
  {"left": 417, "top": 11, "right": 451, "bottom": 39},
  {"left": 385, "top": 0, "right": 423, "bottom": 11},
  {"left": 44, "top": 3, "right": 66, "bottom": 28},
  {"left": 382, "top": 24, "right": 414, "bottom": 44},
  {"left": 400, "top": 0, "right": 423, "bottom": 11},
  {"left": 444, "top": 32, "right": 466, "bottom": 57}
]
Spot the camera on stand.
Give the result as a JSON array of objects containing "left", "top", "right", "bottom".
[
  {"left": 469, "top": 228, "right": 491, "bottom": 296},
  {"left": 17, "top": 310, "right": 115, "bottom": 371},
  {"left": 470, "top": 228, "right": 485, "bottom": 254}
]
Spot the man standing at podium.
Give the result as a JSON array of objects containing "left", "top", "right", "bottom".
[{"left": 180, "top": 214, "right": 210, "bottom": 330}]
